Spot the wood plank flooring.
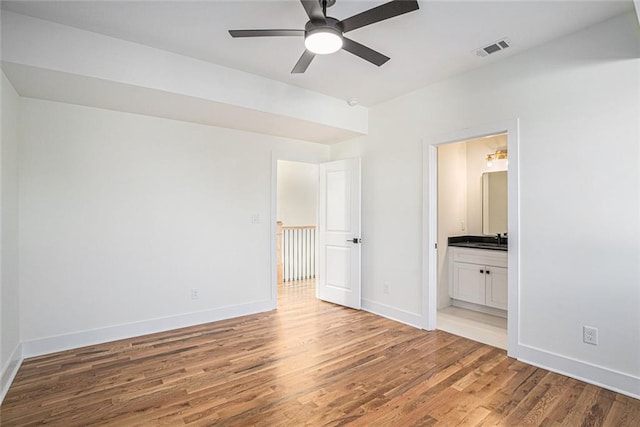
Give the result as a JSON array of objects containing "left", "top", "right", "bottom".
[{"left": 2, "top": 280, "right": 639, "bottom": 426}]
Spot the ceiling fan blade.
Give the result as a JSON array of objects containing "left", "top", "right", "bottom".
[
  {"left": 300, "top": 0, "right": 326, "bottom": 23},
  {"left": 292, "top": 50, "right": 316, "bottom": 73},
  {"left": 229, "top": 29, "right": 305, "bottom": 38},
  {"left": 340, "top": 0, "right": 419, "bottom": 33},
  {"left": 342, "top": 37, "right": 390, "bottom": 66}
]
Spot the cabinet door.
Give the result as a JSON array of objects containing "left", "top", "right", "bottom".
[
  {"left": 485, "top": 266, "right": 508, "bottom": 310},
  {"left": 452, "top": 262, "right": 486, "bottom": 305}
]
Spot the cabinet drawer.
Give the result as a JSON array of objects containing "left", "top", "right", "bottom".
[{"left": 451, "top": 247, "right": 507, "bottom": 268}]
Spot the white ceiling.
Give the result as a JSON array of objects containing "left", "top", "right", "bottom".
[{"left": 2, "top": 0, "right": 635, "bottom": 107}]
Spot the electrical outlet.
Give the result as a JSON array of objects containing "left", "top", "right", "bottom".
[
  {"left": 191, "top": 288, "right": 200, "bottom": 300},
  {"left": 383, "top": 281, "right": 390, "bottom": 294},
  {"left": 251, "top": 214, "right": 260, "bottom": 224},
  {"left": 583, "top": 326, "right": 598, "bottom": 345}
]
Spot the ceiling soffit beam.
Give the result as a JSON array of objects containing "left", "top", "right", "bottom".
[
  {"left": 0, "top": 11, "right": 368, "bottom": 141},
  {"left": 2, "top": 62, "right": 362, "bottom": 144}
]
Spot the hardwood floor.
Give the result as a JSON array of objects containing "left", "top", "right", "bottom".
[{"left": 2, "top": 280, "right": 639, "bottom": 426}]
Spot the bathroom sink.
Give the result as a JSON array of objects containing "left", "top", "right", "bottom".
[
  {"left": 451, "top": 242, "right": 507, "bottom": 251},
  {"left": 447, "top": 236, "right": 508, "bottom": 251}
]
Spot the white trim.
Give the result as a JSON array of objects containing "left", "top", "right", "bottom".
[
  {"left": 422, "top": 119, "right": 520, "bottom": 359},
  {"left": 362, "top": 298, "right": 423, "bottom": 329},
  {"left": 0, "top": 343, "right": 23, "bottom": 405},
  {"left": 518, "top": 344, "right": 640, "bottom": 400},
  {"left": 22, "top": 300, "right": 273, "bottom": 358},
  {"left": 271, "top": 153, "right": 279, "bottom": 308},
  {"left": 422, "top": 143, "right": 438, "bottom": 330},
  {"left": 505, "top": 122, "right": 520, "bottom": 358}
]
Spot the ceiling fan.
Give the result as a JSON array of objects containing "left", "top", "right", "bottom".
[{"left": 229, "top": 0, "right": 419, "bottom": 73}]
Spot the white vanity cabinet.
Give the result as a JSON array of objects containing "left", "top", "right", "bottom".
[{"left": 450, "top": 247, "right": 508, "bottom": 312}]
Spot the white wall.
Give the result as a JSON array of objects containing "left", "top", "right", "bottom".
[
  {"left": 18, "top": 98, "right": 329, "bottom": 353},
  {"left": 436, "top": 142, "right": 466, "bottom": 309},
  {"left": 277, "top": 161, "right": 318, "bottom": 227},
  {"left": 330, "top": 137, "right": 366, "bottom": 161},
  {"left": 332, "top": 12, "right": 640, "bottom": 396},
  {"left": 1, "top": 71, "right": 21, "bottom": 398}
]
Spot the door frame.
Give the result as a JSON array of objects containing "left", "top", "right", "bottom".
[
  {"left": 270, "top": 151, "right": 325, "bottom": 308},
  {"left": 422, "top": 119, "right": 520, "bottom": 358}
]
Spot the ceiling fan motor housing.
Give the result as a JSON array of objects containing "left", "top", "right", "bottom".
[
  {"left": 304, "top": 18, "right": 344, "bottom": 54},
  {"left": 320, "top": 0, "right": 337, "bottom": 8},
  {"left": 305, "top": 17, "right": 343, "bottom": 37}
]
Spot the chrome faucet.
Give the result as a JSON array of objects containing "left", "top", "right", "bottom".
[{"left": 496, "top": 233, "right": 502, "bottom": 245}]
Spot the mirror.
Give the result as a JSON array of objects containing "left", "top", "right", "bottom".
[{"left": 482, "top": 171, "right": 507, "bottom": 235}]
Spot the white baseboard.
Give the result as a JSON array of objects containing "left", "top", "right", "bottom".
[
  {"left": 11, "top": 298, "right": 640, "bottom": 403},
  {"left": 364, "top": 298, "right": 640, "bottom": 399},
  {"left": 518, "top": 344, "right": 640, "bottom": 400},
  {"left": 362, "top": 298, "right": 422, "bottom": 329},
  {"left": 1, "top": 343, "right": 23, "bottom": 405},
  {"left": 22, "top": 299, "right": 275, "bottom": 358}
]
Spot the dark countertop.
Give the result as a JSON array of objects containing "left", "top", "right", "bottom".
[{"left": 448, "top": 235, "right": 508, "bottom": 251}]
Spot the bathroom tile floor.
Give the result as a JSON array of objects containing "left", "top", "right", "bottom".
[{"left": 437, "top": 306, "right": 507, "bottom": 350}]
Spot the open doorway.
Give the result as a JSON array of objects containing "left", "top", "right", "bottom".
[
  {"left": 276, "top": 160, "right": 319, "bottom": 302},
  {"left": 423, "top": 119, "right": 519, "bottom": 358},
  {"left": 436, "top": 134, "right": 508, "bottom": 349}
]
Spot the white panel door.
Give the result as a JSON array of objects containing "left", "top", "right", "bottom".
[{"left": 317, "top": 158, "right": 361, "bottom": 309}]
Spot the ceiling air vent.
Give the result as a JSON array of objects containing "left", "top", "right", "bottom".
[{"left": 474, "top": 38, "right": 510, "bottom": 57}]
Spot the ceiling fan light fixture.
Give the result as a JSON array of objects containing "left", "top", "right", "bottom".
[
  {"left": 229, "top": 0, "right": 420, "bottom": 73},
  {"left": 305, "top": 26, "right": 343, "bottom": 55}
]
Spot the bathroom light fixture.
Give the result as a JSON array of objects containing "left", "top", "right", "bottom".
[
  {"left": 304, "top": 25, "right": 343, "bottom": 54},
  {"left": 486, "top": 150, "right": 507, "bottom": 163},
  {"left": 485, "top": 149, "right": 508, "bottom": 171}
]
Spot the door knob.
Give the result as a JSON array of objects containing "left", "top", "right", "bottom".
[{"left": 347, "top": 238, "right": 362, "bottom": 244}]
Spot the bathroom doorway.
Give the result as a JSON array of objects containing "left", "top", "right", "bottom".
[
  {"left": 436, "top": 134, "right": 508, "bottom": 349},
  {"left": 423, "top": 120, "right": 519, "bottom": 358}
]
